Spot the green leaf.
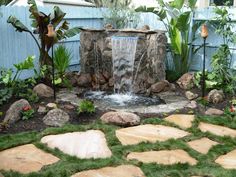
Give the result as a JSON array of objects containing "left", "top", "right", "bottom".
[
  {"left": 62, "top": 27, "right": 80, "bottom": 39},
  {"left": 28, "top": 0, "right": 39, "bottom": 27},
  {"left": 170, "top": 0, "right": 185, "bottom": 10},
  {"left": 50, "top": 6, "right": 66, "bottom": 28},
  {"left": 54, "top": 77, "right": 62, "bottom": 85},
  {"left": 135, "top": 6, "right": 155, "bottom": 13},
  {"left": 7, "top": 16, "right": 30, "bottom": 32},
  {"left": 188, "top": 0, "right": 197, "bottom": 9},
  {"left": 176, "top": 11, "right": 191, "bottom": 31},
  {"left": 14, "top": 56, "right": 35, "bottom": 71}
]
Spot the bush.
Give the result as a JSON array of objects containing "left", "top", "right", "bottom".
[{"left": 77, "top": 100, "right": 95, "bottom": 114}]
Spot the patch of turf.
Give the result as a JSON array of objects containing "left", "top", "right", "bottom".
[{"left": 1, "top": 115, "right": 236, "bottom": 177}]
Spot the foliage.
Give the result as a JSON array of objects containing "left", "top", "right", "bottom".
[
  {"left": 136, "top": 0, "right": 202, "bottom": 78},
  {"left": 210, "top": 0, "right": 234, "bottom": 6},
  {"left": 103, "top": 5, "right": 139, "bottom": 29},
  {"left": 0, "top": 56, "right": 39, "bottom": 104},
  {"left": 54, "top": 45, "right": 71, "bottom": 77},
  {"left": 0, "top": 88, "right": 13, "bottom": 106},
  {"left": 53, "top": 45, "right": 72, "bottom": 87},
  {"left": 7, "top": 0, "right": 80, "bottom": 66},
  {"left": 77, "top": 100, "right": 95, "bottom": 114},
  {"left": 15, "top": 80, "right": 39, "bottom": 103},
  {"left": 0, "top": 56, "right": 35, "bottom": 87},
  {"left": 0, "top": 0, "right": 12, "bottom": 6},
  {"left": 86, "top": 0, "right": 131, "bottom": 7},
  {"left": 194, "top": 4, "right": 236, "bottom": 95},
  {"left": 20, "top": 106, "right": 35, "bottom": 120}
]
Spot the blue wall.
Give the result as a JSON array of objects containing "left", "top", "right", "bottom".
[{"left": 0, "top": 6, "right": 235, "bottom": 79}]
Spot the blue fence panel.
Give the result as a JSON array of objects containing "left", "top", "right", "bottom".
[
  {"left": 0, "top": 6, "right": 236, "bottom": 79},
  {"left": 0, "top": 6, "right": 103, "bottom": 78}
]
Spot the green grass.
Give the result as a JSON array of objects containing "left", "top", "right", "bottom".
[{"left": 1, "top": 116, "right": 236, "bottom": 177}]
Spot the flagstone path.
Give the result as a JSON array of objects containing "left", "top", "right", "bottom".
[
  {"left": 187, "top": 137, "right": 219, "bottom": 154},
  {"left": 1, "top": 114, "right": 236, "bottom": 176},
  {"left": 127, "top": 149, "right": 197, "bottom": 165},
  {"left": 0, "top": 144, "right": 59, "bottom": 174},
  {"left": 115, "top": 124, "right": 190, "bottom": 145}
]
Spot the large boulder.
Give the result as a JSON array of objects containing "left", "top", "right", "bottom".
[
  {"left": 150, "top": 80, "right": 170, "bottom": 93},
  {"left": 208, "top": 89, "right": 225, "bottom": 104},
  {"left": 177, "top": 72, "right": 195, "bottom": 90},
  {"left": 33, "top": 83, "right": 53, "bottom": 98},
  {"left": 76, "top": 73, "right": 92, "bottom": 87},
  {"left": 4, "top": 99, "right": 31, "bottom": 124},
  {"left": 43, "top": 108, "right": 70, "bottom": 127},
  {"left": 100, "top": 111, "right": 140, "bottom": 126}
]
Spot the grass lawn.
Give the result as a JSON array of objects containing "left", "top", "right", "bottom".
[{"left": 1, "top": 115, "right": 236, "bottom": 177}]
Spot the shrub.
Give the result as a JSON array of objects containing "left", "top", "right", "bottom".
[
  {"left": 21, "top": 106, "right": 35, "bottom": 120},
  {"left": 77, "top": 100, "right": 95, "bottom": 114}
]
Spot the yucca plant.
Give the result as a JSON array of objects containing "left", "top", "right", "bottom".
[{"left": 54, "top": 45, "right": 71, "bottom": 78}]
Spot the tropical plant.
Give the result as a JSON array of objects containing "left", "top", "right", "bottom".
[
  {"left": 77, "top": 100, "right": 95, "bottom": 114},
  {"left": 103, "top": 6, "right": 139, "bottom": 29},
  {"left": 136, "top": 0, "right": 202, "bottom": 79},
  {"left": 0, "top": 56, "right": 38, "bottom": 105},
  {"left": 7, "top": 0, "right": 80, "bottom": 66},
  {"left": 194, "top": 3, "right": 236, "bottom": 94},
  {"left": 0, "top": 56, "right": 35, "bottom": 87},
  {"left": 54, "top": 45, "right": 71, "bottom": 78},
  {"left": 86, "top": 0, "right": 132, "bottom": 7}
]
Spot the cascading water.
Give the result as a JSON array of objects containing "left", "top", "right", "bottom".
[
  {"left": 111, "top": 36, "right": 138, "bottom": 93},
  {"left": 84, "top": 35, "right": 165, "bottom": 108}
]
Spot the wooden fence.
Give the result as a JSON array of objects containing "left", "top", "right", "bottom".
[{"left": 0, "top": 6, "right": 235, "bottom": 78}]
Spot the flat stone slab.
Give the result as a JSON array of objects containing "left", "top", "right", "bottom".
[
  {"left": 71, "top": 165, "right": 146, "bottom": 177},
  {"left": 187, "top": 137, "right": 219, "bottom": 154},
  {"left": 127, "top": 150, "right": 197, "bottom": 165},
  {"left": 116, "top": 124, "right": 190, "bottom": 145},
  {"left": 198, "top": 122, "right": 236, "bottom": 138},
  {"left": 215, "top": 149, "right": 236, "bottom": 169},
  {"left": 41, "top": 130, "right": 112, "bottom": 159},
  {"left": 0, "top": 144, "right": 59, "bottom": 174},
  {"left": 164, "top": 114, "right": 195, "bottom": 129}
]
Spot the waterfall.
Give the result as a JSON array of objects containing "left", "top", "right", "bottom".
[{"left": 111, "top": 36, "right": 138, "bottom": 93}]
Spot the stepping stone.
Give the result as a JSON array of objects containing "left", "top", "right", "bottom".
[
  {"left": 71, "top": 165, "right": 146, "bottom": 177},
  {"left": 215, "top": 149, "right": 236, "bottom": 169},
  {"left": 41, "top": 130, "right": 112, "bottom": 159},
  {"left": 164, "top": 114, "right": 195, "bottom": 129},
  {"left": 116, "top": 124, "right": 190, "bottom": 145},
  {"left": 187, "top": 137, "right": 219, "bottom": 154},
  {"left": 198, "top": 122, "right": 236, "bottom": 138},
  {"left": 0, "top": 144, "right": 59, "bottom": 174},
  {"left": 127, "top": 149, "right": 197, "bottom": 165}
]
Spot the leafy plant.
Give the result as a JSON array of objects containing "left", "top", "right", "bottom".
[
  {"left": 103, "top": 6, "right": 139, "bottom": 29},
  {"left": 0, "top": 56, "right": 35, "bottom": 87},
  {"left": 7, "top": 0, "right": 80, "bottom": 66},
  {"left": 194, "top": 4, "right": 236, "bottom": 95},
  {"left": 0, "top": 56, "right": 38, "bottom": 105},
  {"left": 136, "top": 0, "right": 202, "bottom": 78},
  {"left": 77, "top": 100, "right": 95, "bottom": 114},
  {"left": 0, "top": 88, "right": 13, "bottom": 106},
  {"left": 21, "top": 106, "right": 35, "bottom": 120},
  {"left": 53, "top": 45, "right": 72, "bottom": 87}
]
